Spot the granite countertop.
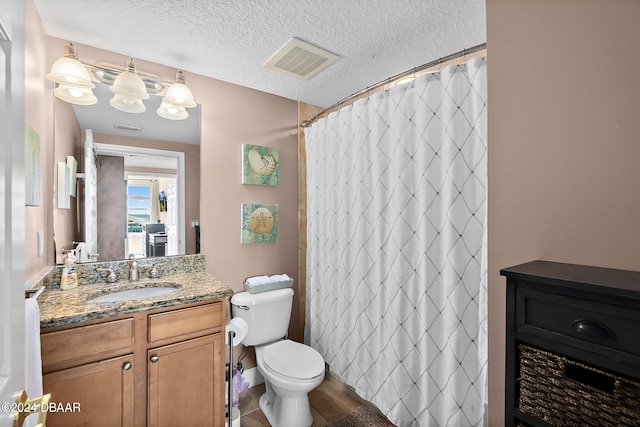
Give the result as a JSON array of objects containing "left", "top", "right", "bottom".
[{"left": 38, "top": 272, "right": 234, "bottom": 329}]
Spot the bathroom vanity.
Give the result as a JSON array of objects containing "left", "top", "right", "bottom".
[{"left": 36, "top": 255, "right": 233, "bottom": 427}]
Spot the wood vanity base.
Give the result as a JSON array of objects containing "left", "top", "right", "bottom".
[{"left": 41, "top": 299, "right": 226, "bottom": 427}]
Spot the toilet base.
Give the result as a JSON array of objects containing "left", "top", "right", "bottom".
[{"left": 259, "top": 389, "right": 313, "bottom": 427}]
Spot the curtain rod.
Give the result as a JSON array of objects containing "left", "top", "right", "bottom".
[{"left": 301, "top": 43, "right": 486, "bottom": 128}]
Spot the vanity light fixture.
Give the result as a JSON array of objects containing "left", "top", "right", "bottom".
[
  {"left": 54, "top": 83, "right": 98, "bottom": 106},
  {"left": 109, "top": 58, "right": 150, "bottom": 113},
  {"left": 47, "top": 42, "right": 199, "bottom": 117},
  {"left": 163, "top": 71, "right": 196, "bottom": 108},
  {"left": 90, "top": 61, "right": 166, "bottom": 94},
  {"left": 157, "top": 70, "right": 196, "bottom": 120},
  {"left": 157, "top": 101, "right": 189, "bottom": 120},
  {"left": 110, "top": 93, "right": 147, "bottom": 114},
  {"left": 46, "top": 42, "right": 97, "bottom": 105}
]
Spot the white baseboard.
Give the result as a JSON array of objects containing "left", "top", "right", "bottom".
[{"left": 241, "top": 367, "right": 264, "bottom": 388}]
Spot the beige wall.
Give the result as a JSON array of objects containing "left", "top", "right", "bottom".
[
  {"left": 96, "top": 155, "right": 125, "bottom": 260},
  {"left": 191, "top": 75, "right": 301, "bottom": 338},
  {"left": 52, "top": 96, "right": 82, "bottom": 263},
  {"left": 487, "top": 1, "right": 640, "bottom": 425},
  {"left": 25, "top": 0, "right": 54, "bottom": 279}
]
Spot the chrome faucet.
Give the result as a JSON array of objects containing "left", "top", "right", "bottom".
[
  {"left": 97, "top": 268, "right": 117, "bottom": 283},
  {"left": 129, "top": 254, "right": 139, "bottom": 282}
]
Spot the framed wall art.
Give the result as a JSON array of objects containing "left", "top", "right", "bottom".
[
  {"left": 241, "top": 203, "right": 278, "bottom": 244},
  {"left": 242, "top": 143, "right": 279, "bottom": 186},
  {"left": 25, "top": 124, "right": 41, "bottom": 206},
  {"left": 67, "top": 155, "right": 78, "bottom": 197},
  {"left": 57, "top": 161, "right": 70, "bottom": 209}
]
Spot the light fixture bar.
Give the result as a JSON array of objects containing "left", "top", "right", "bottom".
[{"left": 88, "top": 61, "right": 168, "bottom": 94}]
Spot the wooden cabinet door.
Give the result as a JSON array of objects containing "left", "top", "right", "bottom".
[
  {"left": 148, "top": 333, "right": 225, "bottom": 427},
  {"left": 43, "top": 354, "right": 134, "bottom": 427}
]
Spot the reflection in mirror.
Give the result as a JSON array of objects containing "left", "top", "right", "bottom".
[
  {"left": 93, "top": 142, "right": 184, "bottom": 261},
  {"left": 53, "top": 82, "right": 200, "bottom": 264}
]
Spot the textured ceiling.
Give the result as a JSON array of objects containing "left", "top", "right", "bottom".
[{"left": 33, "top": 0, "right": 486, "bottom": 109}]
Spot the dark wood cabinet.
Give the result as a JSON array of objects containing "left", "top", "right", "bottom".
[{"left": 501, "top": 260, "right": 640, "bottom": 427}]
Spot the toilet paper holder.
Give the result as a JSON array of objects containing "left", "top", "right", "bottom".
[
  {"left": 226, "top": 313, "right": 248, "bottom": 426},
  {"left": 227, "top": 329, "right": 236, "bottom": 427}
]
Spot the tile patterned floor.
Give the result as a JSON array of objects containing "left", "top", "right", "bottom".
[{"left": 237, "top": 373, "right": 392, "bottom": 426}]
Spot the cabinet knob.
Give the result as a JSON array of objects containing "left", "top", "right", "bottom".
[
  {"left": 150, "top": 355, "right": 159, "bottom": 363},
  {"left": 123, "top": 362, "right": 132, "bottom": 371}
]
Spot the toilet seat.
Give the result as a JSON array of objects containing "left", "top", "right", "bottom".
[{"left": 262, "top": 340, "right": 324, "bottom": 380}]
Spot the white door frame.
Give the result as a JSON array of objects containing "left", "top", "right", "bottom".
[{"left": 0, "top": 1, "right": 26, "bottom": 426}]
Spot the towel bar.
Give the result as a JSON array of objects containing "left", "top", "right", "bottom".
[{"left": 25, "top": 286, "right": 44, "bottom": 299}]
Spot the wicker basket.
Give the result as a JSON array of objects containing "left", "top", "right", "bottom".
[{"left": 518, "top": 344, "right": 640, "bottom": 426}]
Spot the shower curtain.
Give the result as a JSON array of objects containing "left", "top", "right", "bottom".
[{"left": 305, "top": 57, "right": 487, "bottom": 426}]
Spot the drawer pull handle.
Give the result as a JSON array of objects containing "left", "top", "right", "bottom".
[
  {"left": 571, "top": 319, "right": 611, "bottom": 339},
  {"left": 123, "top": 362, "right": 132, "bottom": 371},
  {"left": 150, "top": 355, "right": 159, "bottom": 363}
]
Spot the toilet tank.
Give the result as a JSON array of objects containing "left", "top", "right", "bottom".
[{"left": 231, "top": 288, "right": 294, "bottom": 346}]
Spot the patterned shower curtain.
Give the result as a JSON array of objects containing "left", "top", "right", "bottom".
[{"left": 305, "top": 57, "right": 487, "bottom": 426}]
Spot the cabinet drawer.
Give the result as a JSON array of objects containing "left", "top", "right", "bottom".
[
  {"left": 148, "top": 301, "right": 223, "bottom": 343},
  {"left": 41, "top": 318, "right": 135, "bottom": 372},
  {"left": 517, "top": 287, "right": 640, "bottom": 356}
]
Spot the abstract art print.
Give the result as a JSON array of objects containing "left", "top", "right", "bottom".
[
  {"left": 241, "top": 203, "right": 278, "bottom": 244},
  {"left": 241, "top": 144, "right": 279, "bottom": 186}
]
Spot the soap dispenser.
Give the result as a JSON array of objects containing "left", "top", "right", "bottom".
[{"left": 61, "top": 252, "right": 78, "bottom": 290}]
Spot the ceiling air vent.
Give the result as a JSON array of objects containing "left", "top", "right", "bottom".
[
  {"left": 264, "top": 38, "right": 340, "bottom": 81},
  {"left": 114, "top": 124, "right": 142, "bottom": 132}
]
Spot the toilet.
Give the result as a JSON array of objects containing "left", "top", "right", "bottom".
[{"left": 231, "top": 288, "right": 325, "bottom": 427}]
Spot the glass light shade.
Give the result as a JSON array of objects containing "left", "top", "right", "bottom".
[
  {"left": 157, "top": 101, "right": 189, "bottom": 120},
  {"left": 46, "top": 56, "right": 95, "bottom": 88},
  {"left": 54, "top": 84, "right": 97, "bottom": 105},
  {"left": 110, "top": 93, "right": 146, "bottom": 113},
  {"left": 109, "top": 70, "right": 150, "bottom": 100},
  {"left": 162, "top": 70, "right": 196, "bottom": 108},
  {"left": 163, "top": 83, "right": 196, "bottom": 108}
]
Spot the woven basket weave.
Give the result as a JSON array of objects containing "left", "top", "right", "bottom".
[{"left": 518, "top": 344, "right": 640, "bottom": 426}]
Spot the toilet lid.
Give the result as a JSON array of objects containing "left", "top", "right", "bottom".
[{"left": 263, "top": 340, "right": 324, "bottom": 380}]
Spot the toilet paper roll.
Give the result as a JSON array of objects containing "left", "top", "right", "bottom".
[{"left": 225, "top": 317, "right": 249, "bottom": 346}]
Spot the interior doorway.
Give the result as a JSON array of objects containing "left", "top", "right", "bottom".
[
  {"left": 94, "top": 142, "right": 186, "bottom": 259},
  {"left": 125, "top": 172, "right": 178, "bottom": 258}
]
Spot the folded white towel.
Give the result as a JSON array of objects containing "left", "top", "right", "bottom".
[
  {"left": 25, "top": 297, "right": 42, "bottom": 427},
  {"left": 245, "top": 275, "right": 270, "bottom": 286},
  {"left": 269, "top": 274, "right": 291, "bottom": 283}
]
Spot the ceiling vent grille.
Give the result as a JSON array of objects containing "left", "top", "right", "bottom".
[
  {"left": 114, "top": 124, "right": 142, "bottom": 132},
  {"left": 264, "top": 38, "right": 340, "bottom": 80}
]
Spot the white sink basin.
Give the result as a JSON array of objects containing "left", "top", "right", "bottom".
[{"left": 89, "top": 286, "right": 179, "bottom": 303}]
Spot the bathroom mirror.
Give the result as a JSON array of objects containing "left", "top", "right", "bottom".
[{"left": 52, "top": 81, "right": 201, "bottom": 263}]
